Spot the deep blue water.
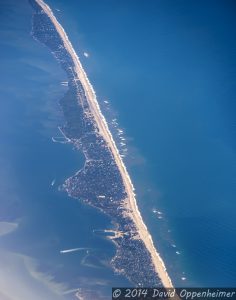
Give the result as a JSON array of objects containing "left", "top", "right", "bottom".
[
  {"left": 46, "top": 0, "right": 236, "bottom": 287},
  {"left": 0, "top": 0, "right": 235, "bottom": 298}
]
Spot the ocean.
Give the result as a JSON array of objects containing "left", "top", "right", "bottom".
[
  {"left": 47, "top": 0, "right": 236, "bottom": 287},
  {"left": 0, "top": 0, "right": 235, "bottom": 298}
]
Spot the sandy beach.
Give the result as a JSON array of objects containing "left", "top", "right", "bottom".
[{"left": 35, "top": 0, "right": 173, "bottom": 288}]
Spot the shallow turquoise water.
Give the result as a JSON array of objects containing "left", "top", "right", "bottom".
[{"left": 0, "top": 1, "right": 129, "bottom": 298}]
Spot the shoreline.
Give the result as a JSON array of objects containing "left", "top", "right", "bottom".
[{"left": 35, "top": 0, "right": 173, "bottom": 288}]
